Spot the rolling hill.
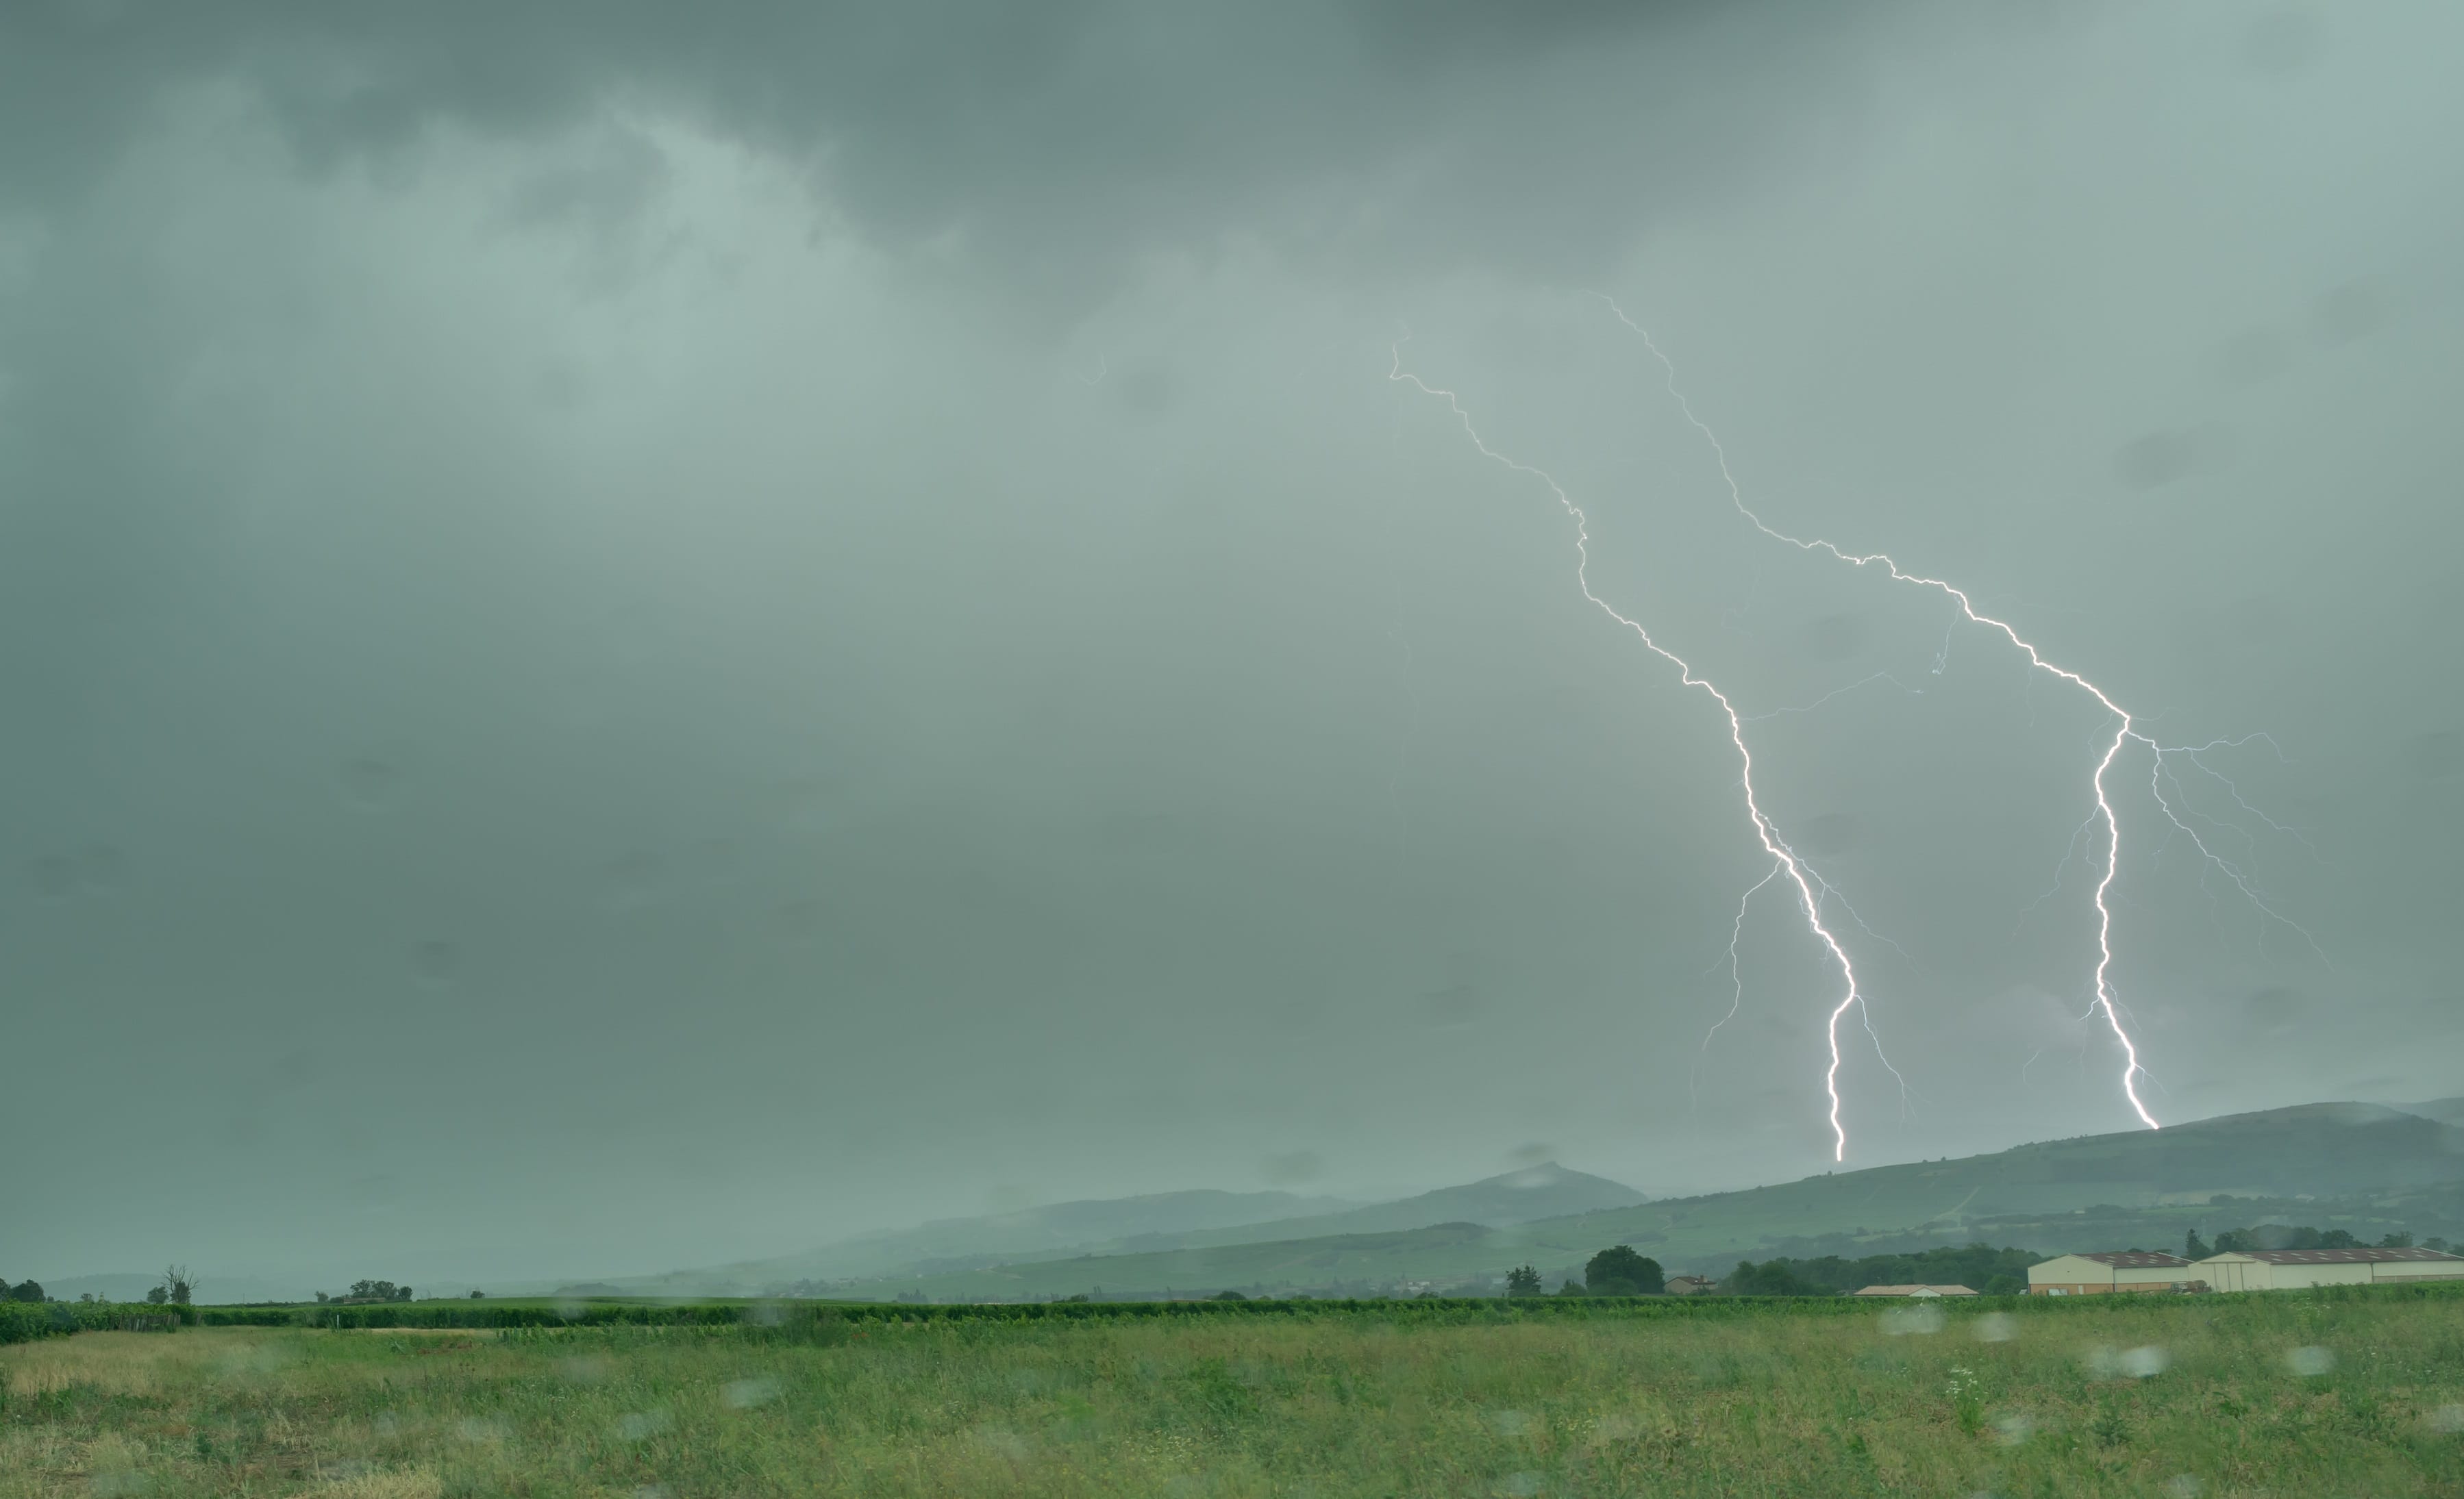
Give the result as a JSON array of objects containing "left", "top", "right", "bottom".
[
  {"left": 606, "top": 1164, "right": 1645, "bottom": 1296},
  {"left": 825, "top": 1103, "right": 2464, "bottom": 1301}
]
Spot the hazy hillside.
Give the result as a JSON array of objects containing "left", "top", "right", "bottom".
[
  {"left": 599, "top": 1165, "right": 1641, "bottom": 1296},
  {"left": 2401, "top": 1097, "right": 2464, "bottom": 1126},
  {"left": 612, "top": 1187, "right": 1363, "bottom": 1293},
  {"left": 1080, "top": 1163, "right": 1646, "bottom": 1257},
  {"left": 831, "top": 1103, "right": 2464, "bottom": 1301}
]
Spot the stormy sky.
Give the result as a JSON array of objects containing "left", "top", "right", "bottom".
[{"left": 5, "top": 0, "right": 2461, "bottom": 1291}]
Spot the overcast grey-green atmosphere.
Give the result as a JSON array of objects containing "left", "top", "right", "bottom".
[{"left": 5, "top": 0, "right": 2461, "bottom": 1300}]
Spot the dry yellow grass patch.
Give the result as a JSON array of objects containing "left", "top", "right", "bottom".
[{"left": 0, "top": 1330, "right": 228, "bottom": 1397}]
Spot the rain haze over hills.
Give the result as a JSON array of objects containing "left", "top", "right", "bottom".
[{"left": 4, "top": 0, "right": 2461, "bottom": 1296}]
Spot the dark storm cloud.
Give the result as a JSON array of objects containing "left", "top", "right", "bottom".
[
  {"left": 5, "top": 0, "right": 2461, "bottom": 1294},
  {"left": 3, "top": 0, "right": 1871, "bottom": 290}
]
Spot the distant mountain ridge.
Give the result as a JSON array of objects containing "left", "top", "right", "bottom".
[
  {"left": 596, "top": 1164, "right": 1645, "bottom": 1296},
  {"left": 627, "top": 1187, "right": 1360, "bottom": 1292},
  {"left": 1082, "top": 1163, "right": 1648, "bottom": 1258},
  {"left": 810, "top": 1101, "right": 2464, "bottom": 1302},
  {"left": 2400, "top": 1096, "right": 2464, "bottom": 1127}
]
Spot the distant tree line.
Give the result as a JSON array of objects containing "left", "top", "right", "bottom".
[
  {"left": 2187, "top": 1226, "right": 2450, "bottom": 1257},
  {"left": 1720, "top": 1244, "right": 2039, "bottom": 1297},
  {"left": 1502, "top": 1246, "right": 1669, "bottom": 1298},
  {"left": 314, "top": 1280, "right": 415, "bottom": 1303}
]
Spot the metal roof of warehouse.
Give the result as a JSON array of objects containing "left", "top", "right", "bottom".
[{"left": 2222, "top": 1247, "right": 2463, "bottom": 1265}]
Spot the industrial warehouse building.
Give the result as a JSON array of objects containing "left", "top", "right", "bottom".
[
  {"left": 2029, "top": 1245, "right": 2464, "bottom": 1294},
  {"left": 2194, "top": 1246, "right": 2464, "bottom": 1292},
  {"left": 2026, "top": 1250, "right": 2197, "bottom": 1295}
]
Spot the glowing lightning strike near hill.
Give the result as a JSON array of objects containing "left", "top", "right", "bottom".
[
  {"left": 1389, "top": 340, "right": 1897, "bottom": 1161},
  {"left": 1597, "top": 295, "right": 2320, "bottom": 1132}
]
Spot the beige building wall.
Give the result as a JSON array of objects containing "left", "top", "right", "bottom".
[
  {"left": 2113, "top": 1267, "right": 2193, "bottom": 1289},
  {"left": 2373, "top": 1263, "right": 2464, "bottom": 1284},
  {"left": 2027, "top": 1255, "right": 2115, "bottom": 1295},
  {"left": 2026, "top": 1255, "right": 2190, "bottom": 1296},
  {"left": 2198, "top": 1254, "right": 2450, "bottom": 1291}
]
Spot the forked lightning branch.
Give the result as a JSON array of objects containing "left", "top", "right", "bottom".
[{"left": 1391, "top": 302, "right": 2319, "bottom": 1159}]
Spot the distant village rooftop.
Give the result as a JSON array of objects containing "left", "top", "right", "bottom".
[
  {"left": 2071, "top": 1252, "right": 2192, "bottom": 1268},
  {"left": 1854, "top": 1285, "right": 1978, "bottom": 1298}
]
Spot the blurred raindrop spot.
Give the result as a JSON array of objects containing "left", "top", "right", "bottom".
[
  {"left": 2429, "top": 1403, "right": 2464, "bottom": 1434},
  {"left": 2114, "top": 429, "right": 2203, "bottom": 490},
  {"left": 1796, "top": 812, "right": 1863, "bottom": 859},
  {"left": 2213, "top": 327, "right": 2290, "bottom": 386},
  {"left": 340, "top": 759, "right": 401, "bottom": 809},
  {"left": 2239, "top": 9, "right": 2324, "bottom": 74},
  {"left": 1880, "top": 1304, "right": 1944, "bottom": 1336},
  {"left": 1972, "top": 1312, "right": 2017, "bottom": 1344},
  {"left": 2411, "top": 730, "right": 2462, "bottom": 780},
  {"left": 770, "top": 900, "right": 825, "bottom": 940},
  {"left": 2120, "top": 1346, "right": 2171, "bottom": 1378},
  {"left": 1496, "top": 1473, "right": 1543, "bottom": 1498},
  {"left": 2246, "top": 986, "right": 2304, "bottom": 1030},
  {"left": 724, "top": 1378, "right": 780, "bottom": 1409},
  {"left": 2285, "top": 1344, "right": 2335, "bottom": 1376},
  {"left": 2165, "top": 1474, "right": 2204, "bottom": 1498},
  {"left": 1801, "top": 611, "right": 1867, "bottom": 662},
  {"left": 560, "top": 1356, "right": 610, "bottom": 1384},
  {"left": 79, "top": 846, "right": 127, "bottom": 894},
  {"left": 1990, "top": 1411, "right": 2032, "bottom": 1446},
  {"left": 1262, "top": 1150, "right": 1324, "bottom": 1185},
  {"left": 776, "top": 777, "right": 838, "bottom": 833},
  {"left": 29, "top": 854, "right": 77, "bottom": 898},
  {"left": 605, "top": 850, "right": 667, "bottom": 908},
  {"left": 2313, "top": 277, "right": 2390, "bottom": 346},
  {"left": 615, "top": 1409, "right": 673, "bottom": 1441},
  {"left": 1421, "top": 983, "right": 1478, "bottom": 1028},
  {"left": 1116, "top": 362, "right": 1177, "bottom": 420},
  {"left": 412, "top": 941, "right": 460, "bottom": 983}
]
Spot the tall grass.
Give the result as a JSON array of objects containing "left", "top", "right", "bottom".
[{"left": 5, "top": 1292, "right": 2462, "bottom": 1496}]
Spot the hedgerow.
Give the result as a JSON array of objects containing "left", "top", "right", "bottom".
[{"left": 0, "top": 1300, "right": 189, "bottom": 1346}]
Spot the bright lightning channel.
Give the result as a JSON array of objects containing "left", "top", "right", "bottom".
[
  {"left": 1390, "top": 340, "right": 1898, "bottom": 1161},
  {"left": 1600, "top": 295, "right": 2322, "bottom": 1131}
]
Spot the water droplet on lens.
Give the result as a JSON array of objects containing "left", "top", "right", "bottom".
[
  {"left": 412, "top": 941, "right": 460, "bottom": 982},
  {"left": 340, "top": 759, "right": 401, "bottom": 809}
]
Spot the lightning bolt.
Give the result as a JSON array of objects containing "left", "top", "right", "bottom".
[
  {"left": 1697, "top": 860, "right": 1782, "bottom": 1113},
  {"left": 1390, "top": 340, "right": 1895, "bottom": 1160},
  {"left": 1600, "top": 295, "right": 2323, "bottom": 1132}
]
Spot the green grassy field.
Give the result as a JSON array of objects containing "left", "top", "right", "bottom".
[{"left": 7, "top": 1289, "right": 2463, "bottom": 1496}]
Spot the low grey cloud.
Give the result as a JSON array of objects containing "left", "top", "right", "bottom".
[{"left": 3, "top": 0, "right": 2459, "bottom": 1289}]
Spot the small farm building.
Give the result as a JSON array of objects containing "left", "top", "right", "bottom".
[
  {"left": 2195, "top": 1246, "right": 2464, "bottom": 1292},
  {"left": 1854, "top": 1284, "right": 1978, "bottom": 1298},
  {"left": 2026, "top": 1250, "right": 2195, "bottom": 1295},
  {"left": 1663, "top": 1276, "right": 1717, "bottom": 1296}
]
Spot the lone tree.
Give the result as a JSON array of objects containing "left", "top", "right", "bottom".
[
  {"left": 1585, "top": 1245, "right": 1665, "bottom": 1296},
  {"left": 162, "top": 1266, "right": 195, "bottom": 1305},
  {"left": 1504, "top": 1265, "right": 1544, "bottom": 1297}
]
